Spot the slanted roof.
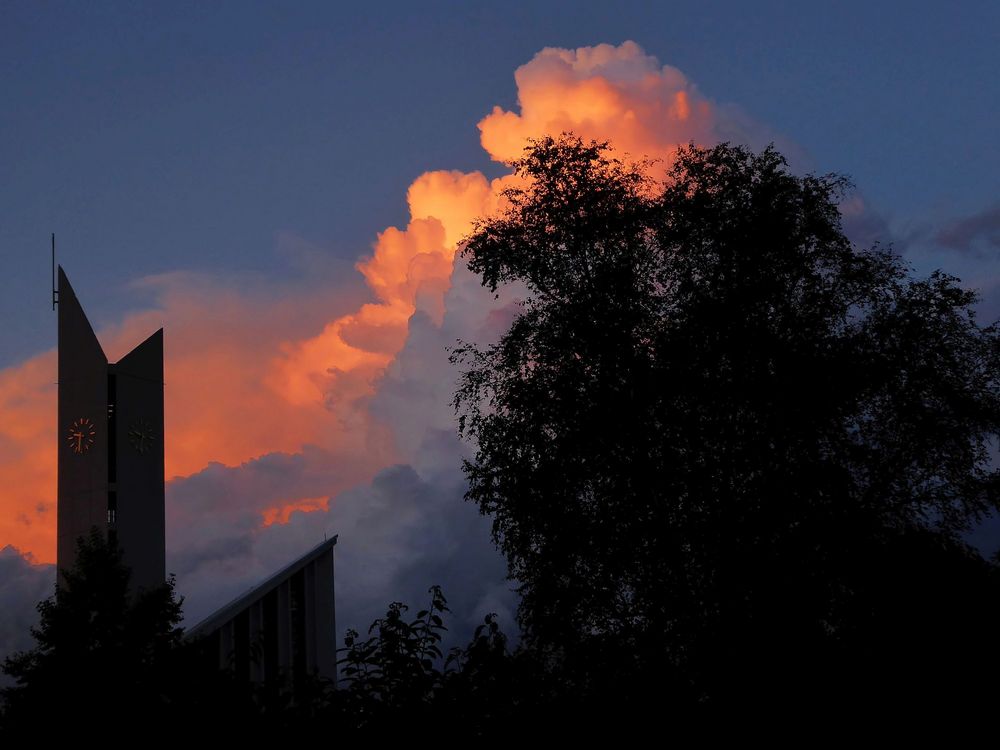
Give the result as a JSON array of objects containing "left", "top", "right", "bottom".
[{"left": 185, "top": 535, "right": 337, "bottom": 639}]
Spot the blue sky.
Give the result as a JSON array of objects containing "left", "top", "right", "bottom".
[{"left": 2, "top": 1, "right": 998, "bottom": 366}]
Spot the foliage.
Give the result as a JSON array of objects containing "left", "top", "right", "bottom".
[
  {"left": 0, "top": 539, "right": 519, "bottom": 734},
  {"left": 452, "top": 134, "right": 1000, "bottom": 706},
  {"left": 0, "top": 529, "right": 329, "bottom": 736},
  {"left": 1, "top": 528, "right": 185, "bottom": 730},
  {"left": 338, "top": 584, "right": 450, "bottom": 714},
  {"left": 333, "top": 585, "right": 516, "bottom": 735}
]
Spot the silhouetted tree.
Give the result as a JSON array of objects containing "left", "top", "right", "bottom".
[
  {"left": 1, "top": 528, "right": 184, "bottom": 732},
  {"left": 337, "top": 584, "right": 451, "bottom": 720},
  {"left": 333, "top": 586, "right": 656, "bottom": 737},
  {"left": 452, "top": 134, "right": 1000, "bottom": 712},
  {"left": 3, "top": 545, "right": 520, "bottom": 736},
  {"left": 333, "top": 586, "right": 520, "bottom": 737}
]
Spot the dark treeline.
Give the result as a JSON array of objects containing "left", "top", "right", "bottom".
[{"left": 6, "top": 136, "right": 1000, "bottom": 736}]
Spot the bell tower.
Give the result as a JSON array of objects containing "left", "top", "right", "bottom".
[{"left": 57, "top": 267, "right": 165, "bottom": 591}]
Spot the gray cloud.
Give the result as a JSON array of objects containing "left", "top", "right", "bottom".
[
  {"left": 838, "top": 195, "right": 899, "bottom": 252},
  {"left": 0, "top": 547, "right": 54, "bottom": 684},
  {"left": 936, "top": 203, "right": 1000, "bottom": 255},
  {"left": 170, "top": 456, "right": 514, "bottom": 649},
  {"left": 169, "top": 257, "right": 522, "bottom": 646}
]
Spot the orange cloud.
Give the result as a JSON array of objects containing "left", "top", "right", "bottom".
[
  {"left": 0, "top": 41, "right": 746, "bottom": 565},
  {"left": 268, "top": 169, "right": 507, "bottom": 406},
  {"left": 106, "top": 277, "right": 392, "bottom": 483},
  {"left": 479, "top": 41, "right": 718, "bottom": 165},
  {"left": 0, "top": 351, "right": 57, "bottom": 561},
  {"left": 261, "top": 496, "right": 330, "bottom": 527},
  {"left": 0, "top": 274, "right": 394, "bottom": 563}
]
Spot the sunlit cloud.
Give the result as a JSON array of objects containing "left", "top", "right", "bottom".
[
  {"left": 1, "top": 41, "right": 779, "bottom": 638},
  {"left": 0, "top": 352, "right": 57, "bottom": 561},
  {"left": 0, "top": 270, "right": 393, "bottom": 563},
  {"left": 262, "top": 496, "right": 330, "bottom": 527},
  {"left": 481, "top": 41, "right": 723, "bottom": 165}
]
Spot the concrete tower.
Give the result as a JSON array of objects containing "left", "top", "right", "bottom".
[{"left": 57, "top": 267, "right": 165, "bottom": 591}]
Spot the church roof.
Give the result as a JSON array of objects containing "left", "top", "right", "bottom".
[{"left": 185, "top": 535, "right": 338, "bottom": 639}]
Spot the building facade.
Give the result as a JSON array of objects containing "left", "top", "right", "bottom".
[{"left": 185, "top": 537, "right": 338, "bottom": 684}]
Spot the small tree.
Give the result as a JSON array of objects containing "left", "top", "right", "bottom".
[
  {"left": 337, "top": 584, "right": 450, "bottom": 718},
  {"left": 334, "top": 585, "right": 516, "bottom": 736},
  {"left": 452, "top": 134, "right": 1000, "bottom": 707},
  {"left": 1, "top": 529, "right": 184, "bottom": 730}
]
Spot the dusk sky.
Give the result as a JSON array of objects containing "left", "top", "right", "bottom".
[{"left": 2, "top": 2, "right": 999, "bottom": 657}]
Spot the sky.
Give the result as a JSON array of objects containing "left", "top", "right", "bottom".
[{"left": 2, "top": 2, "right": 1000, "bottom": 660}]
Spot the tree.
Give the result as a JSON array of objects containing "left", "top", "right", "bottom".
[
  {"left": 337, "top": 584, "right": 452, "bottom": 720},
  {"left": 451, "top": 134, "right": 1000, "bottom": 708},
  {"left": 1, "top": 528, "right": 185, "bottom": 732},
  {"left": 333, "top": 585, "right": 517, "bottom": 738}
]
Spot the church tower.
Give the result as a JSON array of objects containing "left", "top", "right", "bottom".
[{"left": 57, "top": 267, "right": 165, "bottom": 591}]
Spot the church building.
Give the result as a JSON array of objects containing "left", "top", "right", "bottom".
[{"left": 56, "top": 267, "right": 337, "bottom": 684}]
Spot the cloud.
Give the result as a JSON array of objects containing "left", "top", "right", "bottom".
[
  {"left": 171, "top": 457, "right": 514, "bottom": 644},
  {"left": 2, "top": 40, "right": 794, "bottom": 652},
  {"left": 935, "top": 203, "right": 1000, "bottom": 256},
  {"left": 479, "top": 41, "right": 772, "bottom": 166},
  {"left": 262, "top": 497, "right": 329, "bottom": 527},
  {"left": 171, "top": 260, "right": 522, "bottom": 638},
  {"left": 837, "top": 194, "right": 898, "bottom": 251},
  {"left": 0, "top": 353, "right": 58, "bottom": 562},
  {"left": 0, "top": 547, "right": 54, "bottom": 682},
  {"left": 2, "top": 40, "right": 771, "bottom": 566},
  {"left": 268, "top": 169, "right": 506, "bottom": 408},
  {"left": 0, "top": 267, "right": 393, "bottom": 564}
]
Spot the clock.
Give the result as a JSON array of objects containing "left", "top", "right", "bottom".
[
  {"left": 67, "top": 418, "right": 96, "bottom": 454},
  {"left": 128, "top": 417, "right": 156, "bottom": 455}
]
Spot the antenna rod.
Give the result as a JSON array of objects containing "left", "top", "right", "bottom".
[{"left": 51, "top": 233, "right": 57, "bottom": 311}]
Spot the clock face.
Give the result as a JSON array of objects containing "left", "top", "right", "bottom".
[
  {"left": 67, "top": 418, "right": 96, "bottom": 454},
  {"left": 128, "top": 418, "right": 156, "bottom": 455}
]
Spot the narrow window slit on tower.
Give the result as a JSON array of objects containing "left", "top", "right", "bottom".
[{"left": 107, "top": 372, "right": 117, "bottom": 484}]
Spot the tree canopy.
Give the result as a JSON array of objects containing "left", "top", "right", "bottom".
[
  {"left": 1, "top": 529, "right": 185, "bottom": 730},
  {"left": 452, "top": 134, "right": 1000, "bottom": 708}
]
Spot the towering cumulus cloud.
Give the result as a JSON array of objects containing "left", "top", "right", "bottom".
[
  {"left": 0, "top": 42, "right": 767, "bottom": 644},
  {"left": 480, "top": 41, "right": 720, "bottom": 164},
  {"left": 267, "top": 169, "right": 502, "bottom": 409}
]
